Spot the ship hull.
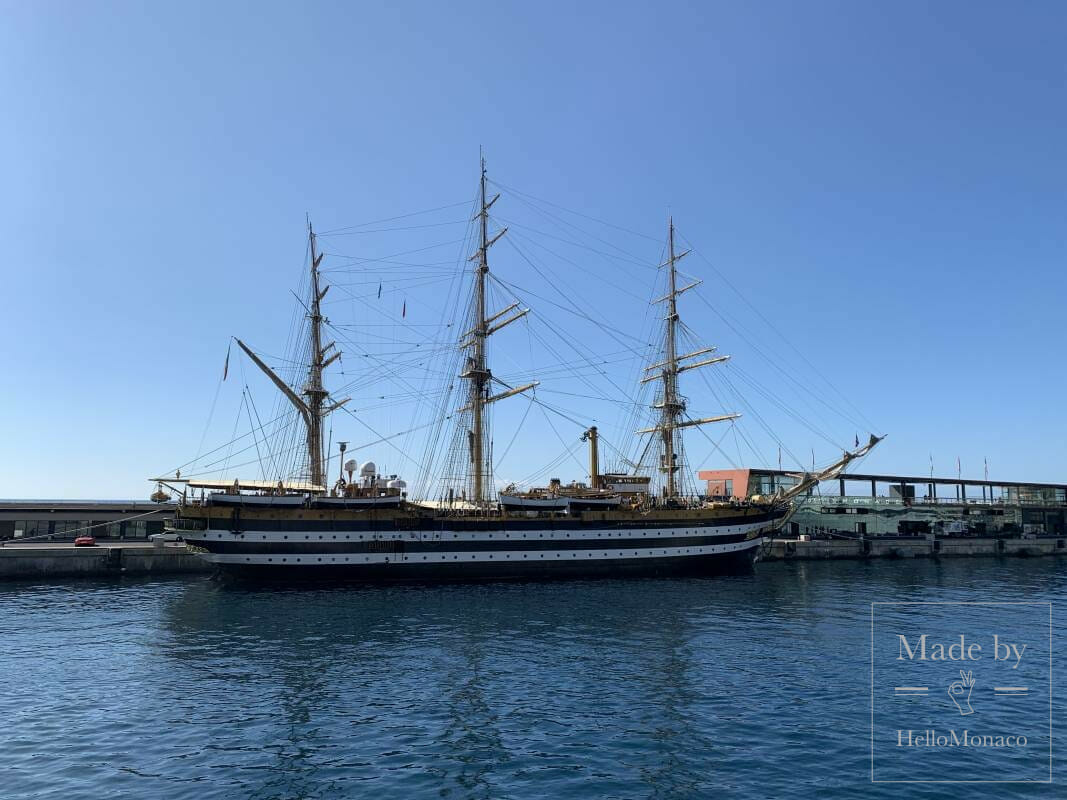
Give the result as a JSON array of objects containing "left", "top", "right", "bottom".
[
  {"left": 203, "top": 548, "right": 759, "bottom": 582},
  {"left": 179, "top": 506, "right": 782, "bottom": 583}
]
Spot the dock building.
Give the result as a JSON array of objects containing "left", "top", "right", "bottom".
[
  {"left": 0, "top": 501, "right": 177, "bottom": 542},
  {"left": 698, "top": 469, "right": 1067, "bottom": 538}
]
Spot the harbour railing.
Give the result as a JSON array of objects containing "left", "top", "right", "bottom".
[{"left": 801, "top": 495, "right": 1067, "bottom": 508}]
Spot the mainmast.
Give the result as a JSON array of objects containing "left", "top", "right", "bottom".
[
  {"left": 639, "top": 217, "right": 739, "bottom": 498},
  {"left": 467, "top": 159, "right": 493, "bottom": 503},
  {"left": 460, "top": 157, "right": 535, "bottom": 504},
  {"left": 237, "top": 220, "right": 348, "bottom": 490},
  {"left": 304, "top": 222, "right": 329, "bottom": 487}
]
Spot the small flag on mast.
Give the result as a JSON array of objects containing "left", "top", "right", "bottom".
[
  {"left": 777, "top": 445, "right": 782, "bottom": 470},
  {"left": 402, "top": 300, "right": 406, "bottom": 318},
  {"left": 984, "top": 457, "right": 988, "bottom": 481},
  {"left": 854, "top": 433, "right": 859, "bottom": 448},
  {"left": 223, "top": 342, "right": 230, "bottom": 381},
  {"left": 957, "top": 456, "right": 961, "bottom": 479},
  {"left": 377, "top": 283, "right": 382, "bottom": 299}
]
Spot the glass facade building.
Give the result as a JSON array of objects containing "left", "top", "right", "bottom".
[{"left": 0, "top": 503, "right": 172, "bottom": 541}]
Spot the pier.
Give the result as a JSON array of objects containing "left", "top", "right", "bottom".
[
  {"left": 762, "top": 534, "right": 1066, "bottom": 561},
  {"left": 0, "top": 541, "right": 211, "bottom": 579}
]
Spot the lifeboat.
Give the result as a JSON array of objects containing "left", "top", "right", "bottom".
[{"left": 499, "top": 493, "right": 570, "bottom": 511}]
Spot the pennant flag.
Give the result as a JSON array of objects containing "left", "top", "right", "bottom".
[
  {"left": 811, "top": 448, "right": 815, "bottom": 471},
  {"left": 984, "top": 457, "right": 988, "bottom": 481},
  {"left": 854, "top": 433, "right": 859, "bottom": 448},
  {"left": 402, "top": 300, "right": 406, "bottom": 318},
  {"left": 956, "top": 456, "right": 961, "bottom": 478},
  {"left": 377, "top": 283, "right": 382, "bottom": 299},
  {"left": 929, "top": 453, "right": 934, "bottom": 478},
  {"left": 223, "top": 342, "right": 230, "bottom": 381},
  {"left": 777, "top": 445, "right": 782, "bottom": 470}
]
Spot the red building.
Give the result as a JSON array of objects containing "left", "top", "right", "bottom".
[{"left": 697, "top": 468, "right": 801, "bottom": 499}]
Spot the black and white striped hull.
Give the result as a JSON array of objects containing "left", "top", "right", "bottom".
[{"left": 183, "top": 514, "right": 779, "bottom": 582}]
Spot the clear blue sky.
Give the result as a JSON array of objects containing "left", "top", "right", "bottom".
[{"left": 2, "top": 1, "right": 1065, "bottom": 499}]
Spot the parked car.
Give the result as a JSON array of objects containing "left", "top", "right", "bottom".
[
  {"left": 73, "top": 536, "right": 96, "bottom": 547},
  {"left": 149, "top": 531, "right": 183, "bottom": 543}
]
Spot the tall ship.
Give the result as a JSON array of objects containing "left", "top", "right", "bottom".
[{"left": 156, "top": 159, "right": 880, "bottom": 580}]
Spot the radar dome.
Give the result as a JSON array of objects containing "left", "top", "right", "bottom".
[
  {"left": 360, "top": 461, "right": 377, "bottom": 476},
  {"left": 387, "top": 479, "right": 407, "bottom": 489},
  {"left": 344, "top": 459, "right": 358, "bottom": 474}
]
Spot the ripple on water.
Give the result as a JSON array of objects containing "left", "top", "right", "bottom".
[{"left": 0, "top": 561, "right": 1063, "bottom": 799}]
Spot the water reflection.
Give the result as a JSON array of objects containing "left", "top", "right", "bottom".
[
  {"left": 158, "top": 561, "right": 1065, "bottom": 798},
  {"left": 5, "top": 559, "right": 1060, "bottom": 799}
]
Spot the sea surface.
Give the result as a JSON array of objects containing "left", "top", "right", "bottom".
[{"left": 0, "top": 558, "right": 1062, "bottom": 799}]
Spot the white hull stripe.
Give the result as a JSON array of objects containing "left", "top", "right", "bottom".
[
  {"left": 195, "top": 521, "right": 769, "bottom": 544},
  {"left": 202, "top": 538, "right": 763, "bottom": 566}
]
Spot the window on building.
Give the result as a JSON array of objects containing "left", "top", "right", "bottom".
[
  {"left": 53, "top": 521, "right": 90, "bottom": 537},
  {"left": 14, "top": 520, "right": 49, "bottom": 538},
  {"left": 125, "top": 521, "right": 148, "bottom": 538}
]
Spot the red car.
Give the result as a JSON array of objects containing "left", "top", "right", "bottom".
[{"left": 73, "top": 536, "right": 96, "bottom": 547}]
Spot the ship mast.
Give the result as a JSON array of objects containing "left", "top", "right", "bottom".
[
  {"left": 304, "top": 221, "right": 328, "bottom": 487},
  {"left": 468, "top": 159, "right": 492, "bottom": 503},
  {"left": 236, "top": 220, "right": 348, "bottom": 489},
  {"left": 638, "top": 217, "right": 739, "bottom": 498},
  {"left": 460, "top": 156, "right": 535, "bottom": 504},
  {"left": 661, "top": 219, "right": 683, "bottom": 497}
]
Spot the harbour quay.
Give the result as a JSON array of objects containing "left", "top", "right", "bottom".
[
  {"left": 0, "top": 501, "right": 209, "bottom": 579},
  {"left": 699, "top": 468, "right": 1067, "bottom": 560}
]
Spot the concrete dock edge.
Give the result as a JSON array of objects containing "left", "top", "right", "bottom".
[{"left": 0, "top": 543, "right": 212, "bottom": 579}]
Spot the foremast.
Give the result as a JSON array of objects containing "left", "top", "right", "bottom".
[
  {"left": 237, "top": 221, "right": 348, "bottom": 489},
  {"left": 639, "top": 218, "right": 739, "bottom": 498}
]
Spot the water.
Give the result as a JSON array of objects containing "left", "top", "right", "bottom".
[{"left": 1, "top": 559, "right": 1062, "bottom": 799}]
